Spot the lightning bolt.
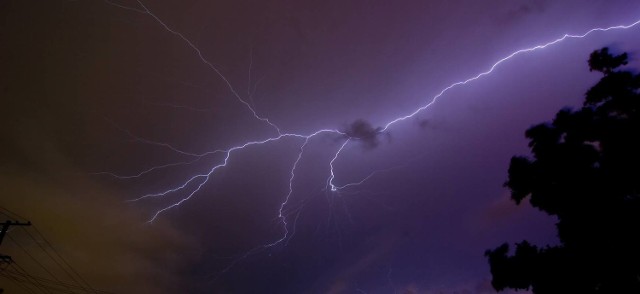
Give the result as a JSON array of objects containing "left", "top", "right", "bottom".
[
  {"left": 101, "top": 0, "right": 640, "bottom": 274},
  {"left": 133, "top": 129, "right": 341, "bottom": 223},
  {"left": 381, "top": 19, "right": 640, "bottom": 131},
  {"left": 265, "top": 137, "right": 311, "bottom": 248},
  {"left": 327, "top": 139, "right": 351, "bottom": 192}
]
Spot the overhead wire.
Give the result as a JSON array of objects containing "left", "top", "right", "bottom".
[
  {"left": 0, "top": 269, "right": 40, "bottom": 294},
  {"left": 9, "top": 262, "right": 52, "bottom": 294},
  {"left": 0, "top": 206, "right": 105, "bottom": 293},
  {"left": 4, "top": 263, "right": 86, "bottom": 294},
  {"left": 2, "top": 268, "right": 111, "bottom": 294},
  {"left": 21, "top": 228, "right": 92, "bottom": 293},
  {"left": 6, "top": 235, "right": 77, "bottom": 293},
  {"left": 1, "top": 271, "right": 72, "bottom": 294},
  {"left": 0, "top": 207, "right": 28, "bottom": 222}
]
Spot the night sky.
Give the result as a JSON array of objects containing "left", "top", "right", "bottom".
[{"left": 2, "top": 0, "right": 640, "bottom": 293}]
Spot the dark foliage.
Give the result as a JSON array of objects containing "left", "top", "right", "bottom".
[
  {"left": 588, "top": 47, "right": 628, "bottom": 74},
  {"left": 486, "top": 48, "right": 640, "bottom": 293}
]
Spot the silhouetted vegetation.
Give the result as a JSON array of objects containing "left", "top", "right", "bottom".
[{"left": 486, "top": 47, "right": 640, "bottom": 293}]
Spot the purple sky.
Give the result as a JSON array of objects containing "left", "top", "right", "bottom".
[{"left": 2, "top": 0, "right": 640, "bottom": 293}]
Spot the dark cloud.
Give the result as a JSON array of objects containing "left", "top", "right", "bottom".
[
  {"left": 497, "top": 0, "right": 549, "bottom": 24},
  {"left": 343, "top": 119, "right": 383, "bottom": 150}
]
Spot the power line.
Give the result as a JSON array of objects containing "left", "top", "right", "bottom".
[
  {"left": 29, "top": 227, "right": 99, "bottom": 293},
  {"left": 2, "top": 269, "right": 111, "bottom": 294},
  {"left": 0, "top": 207, "right": 106, "bottom": 294},
  {"left": 20, "top": 228, "right": 90, "bottom": 293},
  {"left": 2, "top": 264, "right": 85, "bottom": 294},
  {"left": 10, "top": 262, "right": 53, "bottom": 294},
  {"left": 1, "top": 263, "right": 113, "bottom": 294},
  {"left": 0, "top": 254, "right": 33, "bottom": 292},
  {"left": 0, "top": 269, "right": 39, "bottom": 294},
  {"left": 7, "top": 235, "right": 77, "bottom": 293},
  {"left": 0, "top": 208, "right": 28, "bottom": 222},
  {"left": 1, "top": 272, "right": 67, "bottom": 294}
]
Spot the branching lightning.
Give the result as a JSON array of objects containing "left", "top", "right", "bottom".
[
  {"left": 327, "top": 139, "right": 351, "bottom": 192},
  {"left": 130, "top": 129, "right": 341, "bottom": 223},
  {"left": 264, "top": 137, "right": 310, "bottom": 247},
  {"left": 133, "top": 0, "right": 282, "bottom": 134},
  {"left": 101, "top": 0, "right": 640, "bottom": 273}
]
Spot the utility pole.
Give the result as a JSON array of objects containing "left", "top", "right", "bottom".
[
  {"left": 0, "top": 220, "right": 31, "bottom": 292},
  {"left": 0, "top": 220, "right": 31, "bottom": 262}
]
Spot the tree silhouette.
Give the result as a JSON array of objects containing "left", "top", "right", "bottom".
[{"left": 486, "top": 47, "right": 640, "bottom": 293}]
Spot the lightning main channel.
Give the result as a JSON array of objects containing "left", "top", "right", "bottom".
[
  {"left": 102, "top": 0, "right": 640, "bottom": 267},
  {"left": 329, "top": 18, "right": 640, "bottom": 190}
]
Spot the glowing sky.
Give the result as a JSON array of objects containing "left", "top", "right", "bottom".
[{"left": 2, "top": 0, "right": 640, "bottom": 293}]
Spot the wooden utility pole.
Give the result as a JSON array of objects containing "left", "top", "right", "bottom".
[
  {"left": 0, "top": 220, "right": 31, "bottom": 292},
  {"left": 0, "top": 220, "right": 31, "bottom": 262}
]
